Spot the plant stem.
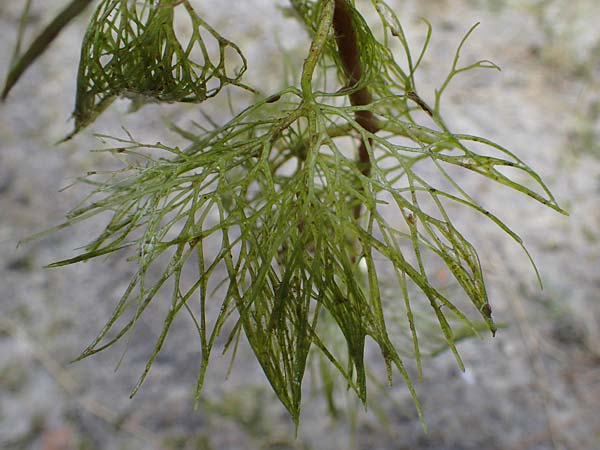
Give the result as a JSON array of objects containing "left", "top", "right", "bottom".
[
  {"left": 2, "top": 0, "right": 94, "bottom": 100},
  {"left": 332, "top": 0, "right": 380, "bottom": 218},
  {"left": 301, "top": 0, "right": 335, "bottom": 101}
]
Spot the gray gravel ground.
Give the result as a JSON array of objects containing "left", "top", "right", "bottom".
[{"left": 1, "top": 1, "right": 600, "bottom": 449}]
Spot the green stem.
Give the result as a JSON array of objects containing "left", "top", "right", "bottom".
[
  {"left": 2, "top": 0, "right": 94, "bottom": 100},
  {"left": 301, "top": 0, "right": 335, "bottom": 101}
]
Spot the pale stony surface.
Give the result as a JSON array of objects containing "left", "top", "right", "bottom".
[{"left": 1, "top": 1, "right": 600, "bottom": 449}]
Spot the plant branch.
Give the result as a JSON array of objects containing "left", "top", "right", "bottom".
[
  {"left": 332, "top": 0, "right": 380, "bottom": 218},
  {"left": 301, "top": 0, "right": 335, "bottom": 100}
]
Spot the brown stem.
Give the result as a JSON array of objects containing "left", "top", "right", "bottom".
[{"left": 332, "top": 0, "right": 379, "bottom": 218}]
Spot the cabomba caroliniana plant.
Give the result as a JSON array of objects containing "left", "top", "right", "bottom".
[{"left": 4, "top": 0, "right": 566, "bottom": 425}]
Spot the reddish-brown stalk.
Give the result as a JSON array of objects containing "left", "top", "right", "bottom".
[{"left": 332, "top": 0, "right": 380, "bottom": 218}]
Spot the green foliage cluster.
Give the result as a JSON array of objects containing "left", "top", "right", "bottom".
[
  {"left": 4, "top": 0, "right": 566, "bottom": 425},
  {"left": 70, "top": 0, "right": 254, "bottom": 140}
]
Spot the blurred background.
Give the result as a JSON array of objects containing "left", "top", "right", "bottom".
[{"left": 1, "top": 0, "right": 599, "bottom": 449}]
